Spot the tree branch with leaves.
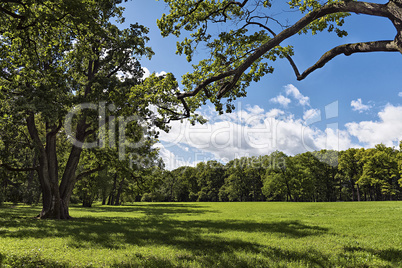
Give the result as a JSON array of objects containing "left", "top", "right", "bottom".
[{"left": 158, "top": 0, "right": 402, "bottom": 114}]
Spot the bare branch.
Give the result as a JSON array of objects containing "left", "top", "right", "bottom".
[{"left": 297, "top": 40, "right": 400, "bottom": 80}]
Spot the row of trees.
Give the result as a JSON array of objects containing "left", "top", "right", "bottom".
[
  {"left": 140, "top": 144, "right": 402, "bottom": 203},
  {"left": 4, "top": 143, "right": 400, "bottom": 205}
]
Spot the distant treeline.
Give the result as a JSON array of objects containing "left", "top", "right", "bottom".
[
  {"left": 139, "top": 144, "right": 402, "bottom": 202},
  {"left": 1, "top": 144, "right": 402, "bottom": 206}
]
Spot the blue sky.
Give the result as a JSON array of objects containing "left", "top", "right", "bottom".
[{"left": 121, "top": 0, "right": 402, "bottom": 169}]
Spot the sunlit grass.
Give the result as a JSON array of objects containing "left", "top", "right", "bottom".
[{"left": 0, "top": 202, "right": 401, "bottom": 267}]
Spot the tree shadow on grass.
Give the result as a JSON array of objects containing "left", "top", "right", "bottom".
[
  {"left": 344, "top": 246, "right": 402, "bottom": 265},
  {"left": 79, "top": 203, "right": 218, "bottom": 217},
  {"left": 2, "top": 204, "right": 398, "bottom": 267},
  {"left": 0, "top": 204, "right": 333, "bottom": 267}
]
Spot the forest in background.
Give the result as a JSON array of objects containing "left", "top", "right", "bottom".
[{"left": 2, "top": 142, "right": 402, "bottom": 206}]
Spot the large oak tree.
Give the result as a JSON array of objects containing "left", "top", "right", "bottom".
[{"left": 0, "top": 0, "right": 190, "bottom": 219}]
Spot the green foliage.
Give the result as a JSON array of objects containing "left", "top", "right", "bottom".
[
  {"left": 157, "top": 0, "right": 351, "bottom": 114},
  {"left": 0, "top": 0, "right": 198, "bottom": 216},
  {"left": 0, "top": 202, "right": 401, "bottom": 267},
  {"left": 288, "top": 0, "right": 350, "bottom": 36},
  {"left": 357, "top": 144, "right": 399, "bottom": 199},
  {"left": 136, "top": 144, "right": 402, "bottom": 203},
  {"left": 262, "top": 151, "right": 292, "bottom": 201}
]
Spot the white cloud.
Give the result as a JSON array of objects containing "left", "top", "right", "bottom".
[
  {"left": 156, "top": 71, "right": 167, "bottom": 77},
  {"left": 158, "top": 105, "right": 354, "bottom": 165},
  {"left": 346, "top": 104, "right": 402, "bottom": 147},
  {"left": 285, "top": 84, "right": 310, "bottom": 106},
  {"left": 270, "top": 95, "right": 291, "bottom": 107},
  {"left": 303, "top": 108, "right": 320, "bottom": 121},
  {"left": 246, "top": 105, "right": 264, "bottom": 115},
  {"left": 266, "top": 109, "right": 285, "bottom": 118},
  {"left": 351, "top": 98, "right": 371, "bottom": 113},
  {"left": 155, "top": 84, "right": 402, "bottom": 169},
  {"left": 142, "top": 67, "right": 151, "bottom": 79},
  {"left": 398, "top": 92, "right": 402, "bottom": 97},
  {"left": 141, "top": 67, "right": 166, "bottom": 80},
  {"left": 154, "top": 143, "right": 199, "bottom": 170}
]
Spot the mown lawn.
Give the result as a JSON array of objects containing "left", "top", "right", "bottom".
[{"left": 0, "top": 202, "right": 401, "bottom": 267}]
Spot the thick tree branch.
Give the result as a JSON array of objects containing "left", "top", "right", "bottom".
[
  {"left": 26, "top": 113, "right": 45, "bottom": 152},
  {"left": 243, "top": 20, "right": 301, "bottom": 77},
  {"left": 0, "top": 6, "right": 24, "bottom": 19},
  {"left": 76, "top": 165, "right": 104, "bottom": 181},
  {"left": 47, "top": 119, "right": 63, "bottom": 137},
  {"left": 176, "top": 69, "right": 237, "bottom": 99},
  {"left": 297, "top": 40, "right": 400, "bottom": 80},
  {"left": 177, "top": 1, "right": 391, "bottom": 100},
  {"left": 0, "top": 163, "right": 39, "bottom": 172}
]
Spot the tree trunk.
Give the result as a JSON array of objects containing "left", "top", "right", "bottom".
[
  {"left": 350, "top": 179, "right": 355, "bottom": 201},
  {"left": 114, "top": 177, "right": 125, "bottom": 206},
  {"left": 27, "top": 114, "right": 87, "bottom": 219},
  {"left": 107, "top": 174, "right": 117, "bottom": 205},
  {"left": 82, "top": 194, "right": 93, "bottom": 207},
  {"left": 356, "top": 184, "right": 361, "bottom": 201}
]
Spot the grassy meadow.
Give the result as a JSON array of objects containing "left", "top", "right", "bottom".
[{"left": 0, "top": 202, "right": 401, "bottom": 267}]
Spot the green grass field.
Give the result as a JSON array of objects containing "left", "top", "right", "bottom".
[{"left": 0, "top": 202, "right": 401, "bottom": 267}]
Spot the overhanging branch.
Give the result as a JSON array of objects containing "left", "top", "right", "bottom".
[
  {"left": 297, "top": 40, "right": 400, "bottom": 80},
  {"left": 176, "top": 1, "right": 392, "bottom": 101}
]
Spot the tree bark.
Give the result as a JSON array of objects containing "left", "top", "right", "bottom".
[
  {"left": 107, "top": 174, "right": 117, "bottom": 205},
  {"left": 350, "top": 179, "right": 355, "bottom": 201},
  {"left": 26, "top": 113, "right": 89, "bottom": 219},
  {"left": 114, "top": 177, "right": 125, "bottom": 206}
]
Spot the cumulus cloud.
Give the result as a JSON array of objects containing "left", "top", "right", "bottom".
[
  {"left": 141, "top": 67, "right": 167, "bottom": 80},
  {"left": 303, "top": 108, "right": 321, "bottom": 121},
  {"left": 155, "top": 82, "right": 402, "bottom": 169},
  {"left": 158, "top": 104, "right": 354, "bottom": 165},
  {"left": 154, "top": 143, "right": 200, "bottom": 170},
  {"left": 285, "top": 84, "right": 310, "bottom": 106},
  {"left": 142, "top": 67, "right": 151, "bottom": 79},
  {"left": 270, "top": 95, "right": 291, "bottom": 107},
  {"left": 346, "top": 104, "right": 402, "bottom": 147},
  {"left": 351, "top": 98, "right": 371, "bottom": 113},
  {"left": 246, "top": 105, "right": 265, "bottom": 115},
  {"left": 398, "top": 92, "right": 402, "bottom": 97},
  {"left": 156, "top": 71, "right": 167, "bottom": 76},
  {"left": 266, "top": 109, "right": 285, "bottom": 118},
  {"left": 270, "top": 84, "right": 310, "bottom": 108}
]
